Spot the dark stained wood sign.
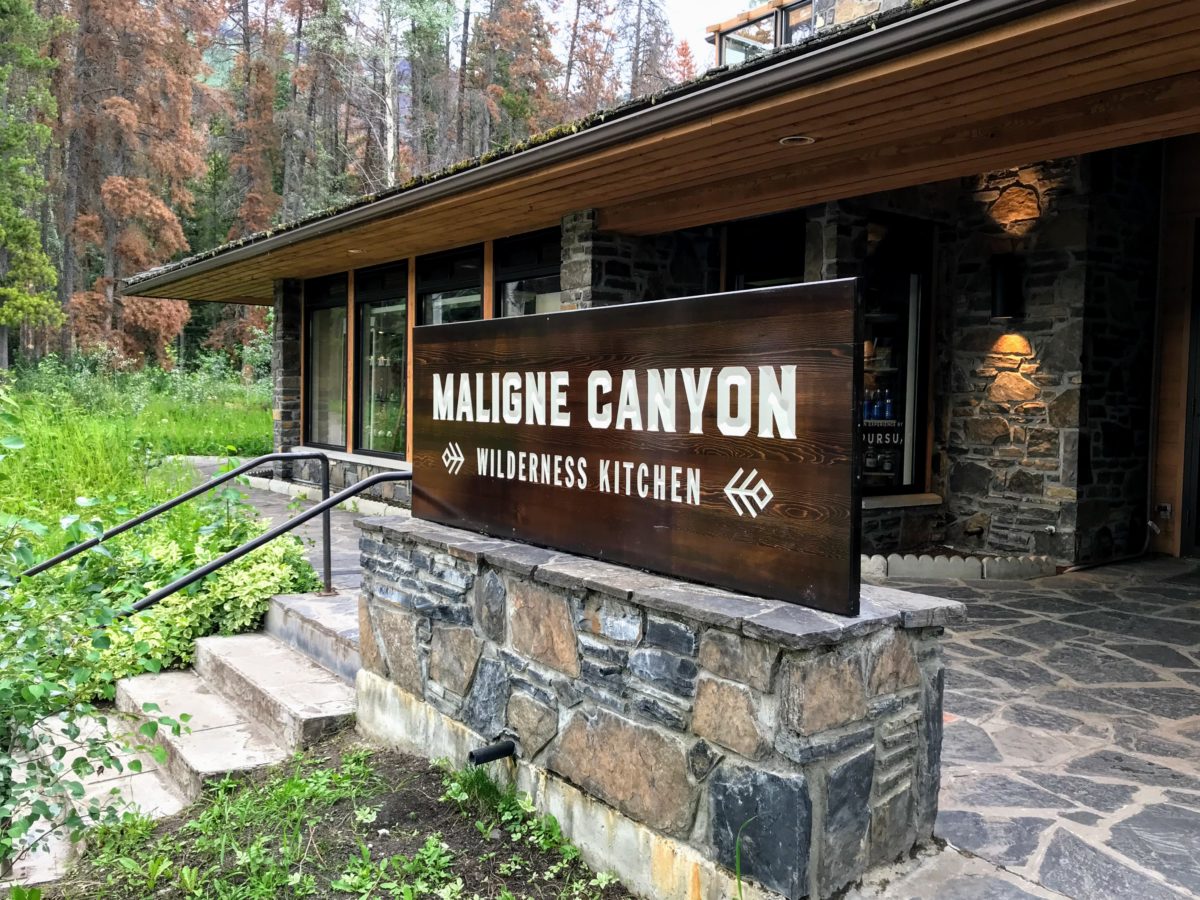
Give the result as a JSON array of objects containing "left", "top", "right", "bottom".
[{"left": 412, "top": 281, "right": 862, "bottom": 615}]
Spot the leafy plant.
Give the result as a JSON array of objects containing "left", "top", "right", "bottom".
[
  {"left": 0, "top": 374, "right": 315, "bottom": 873},
  {"left": 734, "top": 816, "right": 758, "bottom": 900}
]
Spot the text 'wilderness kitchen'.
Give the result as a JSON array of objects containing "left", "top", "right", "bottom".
[
  {"left": 432, "top": 365, "right": 798, "bottom": 504},
  {"left": 413, "top": 282, "right": 859, "bottom": 614}
]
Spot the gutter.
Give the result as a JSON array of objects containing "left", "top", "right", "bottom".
[{"left": 126, "top": 0, "right": 1069, "bottom": 297}]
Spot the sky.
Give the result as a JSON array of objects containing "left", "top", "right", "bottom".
[{"left": 663, "top": 0, "right": 747, "bottom": 65}]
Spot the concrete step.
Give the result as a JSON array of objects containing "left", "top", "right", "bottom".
[
  {"left": 193, "top": 633, "right": 356, "bottom": 750},
  {"left": 3, "top": 715, "right": 187, "bottom": 889},
  {"left": 39, "top": 712, "right": 187, "bottom": 825},
  {"left": 116, "top": 671, "right": 288, "bottom": 802},
  {"left": 266, "top": 592, "right": 361, "bottom": 683}
]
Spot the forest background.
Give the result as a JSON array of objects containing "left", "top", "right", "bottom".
[{"left": 0, "top": 0, "right": 703, "bottom": 372}]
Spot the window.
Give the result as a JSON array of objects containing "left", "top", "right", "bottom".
[
  {"left": 725, "top": 210, "right": 807, "bottom": 290},
  {"left": 783, "top": 3, "right": 814, "bottom": 44},
  {"left": 417, "top": 246, "right": 483, "bottom": 325},
  {"left": 720, "top": 14, "right": 775, "bottom": 66},
  {"left": 860, "top": 216, "right": 932, "bottom": 495},
  {"left": 496, "top": 228, "right": 564, "bottom": 317},
  {"left": 356, "top": 263, "right": 409, "bottom": 458},
  {"left": 304, "top": 274, "right": 348, "bottom": 448}
]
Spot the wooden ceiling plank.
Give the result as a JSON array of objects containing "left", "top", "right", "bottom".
[{"left": 602, "top": 72, "right": 1200, "bottom": 233}]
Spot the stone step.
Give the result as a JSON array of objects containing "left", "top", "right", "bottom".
[
  {"left": 116, "top": 670, "right": 289, "bottom": 802},
  {"left": 266, "top": 592, "right": 361, "bottom": 683},
  {"left": 40, "top": 712, "right": 187, "bottom": 825},
  {"left": 193, "top": 633, "right": 357, "bottom": 750}
]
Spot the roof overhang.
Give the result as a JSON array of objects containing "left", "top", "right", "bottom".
[{"left": 128, "top": 0, "right": 1200, "bottom": 304}]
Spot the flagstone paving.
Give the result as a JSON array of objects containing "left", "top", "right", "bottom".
[{"left": 881, "top": 558, "right": 1200, "bottom": 900}]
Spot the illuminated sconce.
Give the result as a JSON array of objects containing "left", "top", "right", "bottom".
[{"left": 990, "top": 253, "right": 1025, "bottom": 324}]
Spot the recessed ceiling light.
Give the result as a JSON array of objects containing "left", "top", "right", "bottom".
[
  {"left": 348, "top": 249, "right": 364, "bottom": 254},
  {"left": 779, "top": 135, "right": 816, "bottom": 146}
]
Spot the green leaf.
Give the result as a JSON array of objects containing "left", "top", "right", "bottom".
[
  {"left": 91, "top": 634, "right": 111, "bottom": 649},
  {"left": 1, "top": 434, "right": 25, "bottom": 450}
]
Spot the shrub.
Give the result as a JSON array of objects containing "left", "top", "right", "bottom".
[{"left": 0, "top": 377, "right": 316, "bottom": 873}]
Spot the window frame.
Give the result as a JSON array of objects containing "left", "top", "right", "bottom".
[
  {"left": 719, "top": 12, "right": 777, "bottom": 67},
  {"left": 302, "top": 274, "right": 350, "bottom": 451},
  {"left": 859, "top": 213, "right": 935, "bottom": 498},
  {"left": 494, "top": 227, "right": 563, "bottom": 318},
  {"left": 416, "top": 245, "right": 485, "bottom": 326},
  {"left": 782, "top": 2, "right": 814, "bottom": 45},
  {"left": 353, "top": 262, "right": 410, "bottom": 461}
]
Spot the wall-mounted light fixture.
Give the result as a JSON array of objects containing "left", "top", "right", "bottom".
[
  {"left": 778, "top": 134, "right": 816, "bottom": 146},
  {"left": 990, "top": 253, "right": 1025, "bottom": 323}
]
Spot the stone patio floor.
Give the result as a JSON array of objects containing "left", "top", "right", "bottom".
[
  {"left": 223, "top": 470, "right": 1200, "bottom": 899},
  {"left": 868, "top": 558, "right": 1200, "bottom": 900}
]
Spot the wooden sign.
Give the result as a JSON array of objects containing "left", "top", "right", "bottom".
[{"left": 412, "top": 282, "right": 862, "bottom": 615}]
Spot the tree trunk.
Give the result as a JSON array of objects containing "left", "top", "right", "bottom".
[
  {"left": 456, "top": 0, "right": 470, "bottom": 155},
  {"left": 564, "top": 0, "right": 580, "bottom": 102},
  {"left": 0, "top": 327, "right": 9, "bottom": 371}
]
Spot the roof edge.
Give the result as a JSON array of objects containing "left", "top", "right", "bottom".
[{"left": 126, "top": 0, "right": 1066, "bottom": 297}]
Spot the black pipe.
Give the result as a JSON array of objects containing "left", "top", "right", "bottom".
[
  {"left": 117, "top": 470, "right": 412, "bottom": 618},
  {"left": 468, "top": 740, "right": 516, "bottom": 766},
  {"left": 22, "top": 451, "right": 332, "bottom": 581}
]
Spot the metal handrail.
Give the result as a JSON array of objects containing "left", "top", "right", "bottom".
[
  {"left": 22, "top": 451, "right": 334, "bottom": 593},
  {"left": 118, "top": 471, "right": 413, "bottom": 618}
]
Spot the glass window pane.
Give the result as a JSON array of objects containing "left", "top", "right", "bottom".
[
  {"left": 422, "top": 288, "right": 482, "bottom": 325},
  {"left": 721, "top": 15, "right": 775, "bottom": 66},
  {"left": 359, "top": 300, "right": 408, "bottom": 456},
  {"left": 861, "top": 219, "right": 929, "bottom": 495},
  {"left": 498, "top": 274, "right": 564, "bottom": 317},
  {"left": 307, "top": 306, "right": 347, "bottom": 447},
  {"left": 785, "top": 4, "right": 813, "bottom": 43}
]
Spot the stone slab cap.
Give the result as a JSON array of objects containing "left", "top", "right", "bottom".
[
  {"left": 356, "top": 518, "right": 966, "bottom": 633},
  {"left": 860, "top": 585, "right": 967, "bottom": 628},
  {"left": 536, "top": 556, "right": 676, "bottom": 600}
]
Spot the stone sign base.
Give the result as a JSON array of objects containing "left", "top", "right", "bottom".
[{"left": 354, "top": 518, "right": 965, "bottom": 900}]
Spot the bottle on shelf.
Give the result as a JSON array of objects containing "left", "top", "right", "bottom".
[
  {"left": 872, "top": 390, "right": 884, "bottom": 421},
  {"left": 882, "top": 450, "right": 894, "bottom": 474},
  {"left": 862, "top": 390, "right": 874, "bottom": 422},
  {"left": 865, "top": 442, "right": 878, "bottom": 470},
  {"left": 883, "top": 388, "right": 894, "bottom": 422}
]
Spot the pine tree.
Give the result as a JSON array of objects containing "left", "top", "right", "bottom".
[
  {"left": 0, "top": 0, "right": 61, "bottom": 369},
  {"left": 471, "top": 0, "right": 561, "bottom": 149},
  {"left": 670, "top": 38, "right": 698, "bottom": 84},
  {"left": 622, "top": 0, "right": 672, "bottom": 98},
  {"left": 561, "top": 0, "right": 618, "bottom": 119},
  {"left": 57, "top": 0, "right": 218, "bottom": 365}
]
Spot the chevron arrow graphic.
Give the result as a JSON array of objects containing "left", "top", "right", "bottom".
[
  {"left": 441, "top": 442, "right": 465, "bottom": 475},
  {"left": 725, "top": 468, "right": 774, "bottom": 518}
]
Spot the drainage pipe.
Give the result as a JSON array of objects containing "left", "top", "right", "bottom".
[{"left": 467, "top": 741, "right": 516, "bottom": 767}]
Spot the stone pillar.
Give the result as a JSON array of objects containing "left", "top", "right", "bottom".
[
  {"left": 273, "top": 278, "right": 302, "bottom": 480},
  {"left": 561, "top": 209, "right": 721, "bottom": 308},
  {"left": 805, "top": 201, "right": 869, "bottom": 282}
]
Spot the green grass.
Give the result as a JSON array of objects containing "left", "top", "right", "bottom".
[{"left": 2, "top": 355, "right": 272, "bottom": 521}]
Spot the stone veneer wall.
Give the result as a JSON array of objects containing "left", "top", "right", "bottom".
[
  {"left": 561, "top": 209, "right": 720, "bottom": 308},
  {"left": 1076, "top": 146, "right": 1161, "bottom": 563},
  {"left": 354, "top": 517, "right": 963, "bottom": 900},
  {"left": 814, "top": 0, "right": 917, "bottom": 30},
  {"left": 855, "top": 147, "right": 1160, "bottom": 564},
  {"left": 272, "top": 279, "right": 303, "bottom": 481}
]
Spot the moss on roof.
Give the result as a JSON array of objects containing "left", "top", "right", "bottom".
[{"left": 126, "top": 0, "right": 950, "bottom": 288}]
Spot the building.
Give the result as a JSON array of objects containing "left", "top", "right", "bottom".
[{"left": 127, "top": 0, "right": 1200, "bottom": 572}]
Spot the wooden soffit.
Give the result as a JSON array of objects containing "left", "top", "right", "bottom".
[{"left": 135, "top": 0, "right": 1200, "bottom": 304}]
